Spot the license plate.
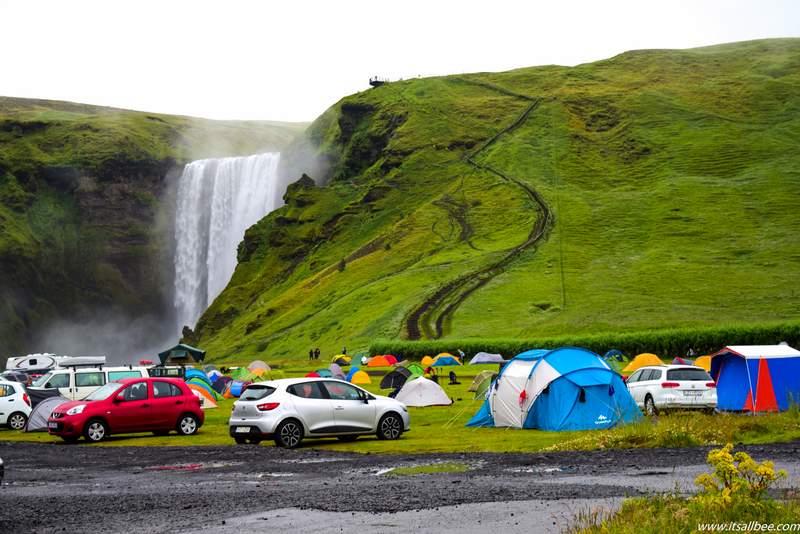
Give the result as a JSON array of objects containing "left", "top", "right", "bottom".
[
  {"left": 683, "top": 391, "right": 702, "bottom": 397},
  {"left": 48, "top": 422, "right": 59, "bottom": 429},
  {"left": 235, "top": 426, "right": 251, "bottom": 433}
]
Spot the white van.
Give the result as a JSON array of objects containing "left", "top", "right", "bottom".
[{"left": 28, "top": 366, "right": 150, "bottom": 400}]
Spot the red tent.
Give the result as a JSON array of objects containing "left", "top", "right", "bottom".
[{"left": 305, "top": 371, "right": 321, "bottom": 377}]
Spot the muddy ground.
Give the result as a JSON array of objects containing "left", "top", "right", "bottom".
[{"left": 1, "top": 441, "right": 799, "bottom": 533}]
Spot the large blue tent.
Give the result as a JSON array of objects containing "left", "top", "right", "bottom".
[{"left": 467, "top": 347, "right": 641, "bottom": 431}]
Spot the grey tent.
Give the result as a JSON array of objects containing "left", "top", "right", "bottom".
[
  {"left": 25, "top": 395, "right": 69, "bottom": 432},
  {"left": 469, "top": 352, "right": 505, "bottom": 365},
  {"left": 380, "top": 367, "right": 412, "bottom": 390},
  {"left": 329, "top": 363, "right": 346, "bottom": 380},
  {"left": 158, "top": 344, "right": 206, "bottom": 365}
]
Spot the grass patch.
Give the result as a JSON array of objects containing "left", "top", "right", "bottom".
[{"left": 386, "top": 462, "right": 470, "bottom": 476}]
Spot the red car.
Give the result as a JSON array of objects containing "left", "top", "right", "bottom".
[{"left": 48, "top": 378, "right": 204, "bottom": 443}]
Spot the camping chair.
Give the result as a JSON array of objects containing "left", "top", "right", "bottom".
[{"left": 448, "top": 371, "right": 460, "bottom": 385}]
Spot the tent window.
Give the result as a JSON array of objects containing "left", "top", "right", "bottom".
[{"left": 579, "top": 388, "right": 586, "bottom": 403}]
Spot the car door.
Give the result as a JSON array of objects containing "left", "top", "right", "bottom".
[
  {"left": 150, "top": 381, "right": 183, "bottom": 428},
  {"left": 641, "top": 369, "right": 660, "bottom": 403},
  {"left": 322, "top": 381, "right": 376, "bottom": 432},
  {"left": 625, "top": 370, "right": 642, "bottom": 405},
  {"left": 74, "top": 371, "right": 106, "bottom": 400},
  {"left": 285, "top": 381, "right": 335, "bottom": 434},
  {"left": 46, "top": 372, "right": 73, "bottom": 399},
  {"left": 109, "top": 381, "right": 152, "bottom": 433},
  {"left": 0, "top": 384, "right": 13, "bottom": 424}
]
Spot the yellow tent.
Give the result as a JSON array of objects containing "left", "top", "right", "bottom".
[
  {"left": 694, "top": 355, "right": 712, "bottom": 371},
  {"left": 350, "top": 370, "right": 371, "bottom": 384},
  {"left": 421, "top": 356, "right": 435, "bottom": 367},
  {"left": 622, "top": 353, "right": 663, "bottom": 373},
  {"left": 332, "top": 354, "right": 351, "bottom": 364}
]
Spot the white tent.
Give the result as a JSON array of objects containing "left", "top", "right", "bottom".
[
  {"left": 395, "top": 377, "right": 452, "bottom": 407},
  {"left": 25, "top": 395, "right": 69, "bottom": 432}
]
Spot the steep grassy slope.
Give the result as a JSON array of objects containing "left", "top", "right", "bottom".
[
  {"left": 194, "top": 39, "right": 800, "bottom": 361},
  {"left": 0, "top": 97, "right": 305, "bottom": 358}
]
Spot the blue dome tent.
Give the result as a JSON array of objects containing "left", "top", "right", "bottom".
[{"left": 467, "top": 347, "right": 641, "bottom": 431}]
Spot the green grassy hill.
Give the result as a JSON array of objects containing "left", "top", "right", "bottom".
[
  {"left": 0, "top": 97, "right": 305, "bottom": 358},
  {"left": 188, "top": 39, "right": 800, "bottom": 361}
]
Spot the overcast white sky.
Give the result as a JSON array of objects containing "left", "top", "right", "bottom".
[{"left": 1, "top": 0, "right": 798, "bottom": 122}]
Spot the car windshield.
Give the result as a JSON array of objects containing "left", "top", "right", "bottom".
[
  {"left": 667, "top": 368, "right": 712, "bottom": 381},
  {"left": 240, "top": 385, "right": 276, "bottom": 401},
  {"left": 84, "top": 382, "right": 121, "bottom": 401},
  {"left": 32, "top": 372, "right": 52, "bottom": 387}
]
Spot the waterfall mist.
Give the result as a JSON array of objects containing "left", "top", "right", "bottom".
[{"left": 173, "top": 152, "right": 282, "bottom": 329}]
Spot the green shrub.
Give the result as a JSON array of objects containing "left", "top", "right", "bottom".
[{"left": 370, "top": 321, "right": 800, "bottom": 359}]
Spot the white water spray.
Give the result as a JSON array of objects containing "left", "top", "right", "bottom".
[{"left": 173, "top": 152, "right": 281, "bottom": 328}]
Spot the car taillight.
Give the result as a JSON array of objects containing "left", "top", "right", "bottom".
[
  {"left": 23, "top": 393, "right": 30, "bottom": 406},
  {"left": 706, "top": 382, "right": 716, "bottom": 388},
  {"left": 661, "top": 382, "right": 680, "bottom": 388},
  {"left": 257, "top": 402, "right": 280, "bottom": 411}
]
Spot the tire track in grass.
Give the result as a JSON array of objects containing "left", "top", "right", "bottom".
[{"left": 405, "top": 84, "right": 552, "bottom": 340}]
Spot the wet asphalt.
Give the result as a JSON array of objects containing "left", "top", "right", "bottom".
[{"left": 1, "top": 440, "right": 798, "bottom": 533}]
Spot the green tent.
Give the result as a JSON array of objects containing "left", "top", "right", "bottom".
[{"left": 158, "top": 344, "right": 206, "bottom": 366}]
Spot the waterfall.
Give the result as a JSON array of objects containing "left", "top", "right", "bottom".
[{"left": 173, "top": 152, "right": 281, "bottom": 329}]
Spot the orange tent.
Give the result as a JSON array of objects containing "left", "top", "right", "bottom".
[
  {"left": 368, "top": 356, "right": 390, "bottom": 367},
  {"left": 421, "top": 356, "right": 435, "bottom": 367},
  {"left": 621, "top": 353, "right": 663, "bottom": 373},
  {"left": 350, "top": 370, "right": 371, "bottom": 384},
  {"left": 694, "top": 355, "right": 712, "bottom": 371}
]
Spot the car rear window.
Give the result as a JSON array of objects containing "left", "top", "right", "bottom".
[
  {"left": 667, "top": 368, "right": 712, "bottom": 381},
  {"left": 241, "top": 385, "right": 276, "bottom": 401}
]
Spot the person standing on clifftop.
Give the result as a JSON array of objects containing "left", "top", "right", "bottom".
[
  {"left": 314, "top": 348, "right": 320, "bottom": 360},
  {"left": 309, "top": 349, "right": 314, "bottom": 361}
]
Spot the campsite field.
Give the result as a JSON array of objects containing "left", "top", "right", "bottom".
[{"left": 4, "top": 364, "right": 800, "bottom": 453}]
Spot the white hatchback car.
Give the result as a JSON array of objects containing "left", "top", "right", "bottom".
[
  {"left": 229, "top": 378, "right": 410, "bottom": 448},
  {"left": 0, "top": 380, "right": 32, "bottom": 430},
  {"left": 626, "top": 365, "right": 717, "bottom": 415}
]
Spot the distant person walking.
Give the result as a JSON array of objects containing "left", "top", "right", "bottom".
[
  {"left": 314, "top": 348, "right": 321, "bottom": 360},
  {"left": 309, "top": 349, "right": 314, "bottom": 361}
]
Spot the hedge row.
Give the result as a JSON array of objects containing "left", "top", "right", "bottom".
[{"left": 369, "top": 321, "right": 800, "bottom": 360}]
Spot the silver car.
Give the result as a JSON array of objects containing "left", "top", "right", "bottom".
[{"left": 229, "top": 377, "right": 410, "bottom": 448}]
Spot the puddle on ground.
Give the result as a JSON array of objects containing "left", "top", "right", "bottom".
[
  {"left": 147, "top": 461, "right": 242, "bottom": 472},
  {"left": 505, "top": 466, "right": 576, "bottom": 474},
  {"left": 281, "top": 457, "right": 347, "bottom": 464}
]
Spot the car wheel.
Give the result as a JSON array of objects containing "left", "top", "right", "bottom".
[
  {"left": 60, "top": 436, "right": 79, "bottom": 444},
  {"left": 644, "top": 395, "right": 658, "bottom": 416},
  {"left": 84, "top": 419, "right": 108, "bottom": 443},
  {"left": 234, "top": 437, "right": 247, "bottom": 445},
  {"left": 7, "top": 412, "right": 27, "bottom": 430},
  {"left": 176, "top": 414, "right": 199, "bottom": 436},
  {"left": 274, "top": 419, "right": 303, "bottom": 449},
  {"left": 377, "top": 413, "right": 403, "bottom": 440},
  {"left": 337, "top": 435, "right": 358, "bottom": 442}
]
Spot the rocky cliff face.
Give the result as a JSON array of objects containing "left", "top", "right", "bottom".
[{"left": 0, "top": 97, "right": 304, "bottom": 362}]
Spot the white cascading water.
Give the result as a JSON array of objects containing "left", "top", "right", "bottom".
[{"left": 173, "top": 152, "right": 281, "bottom": 328}]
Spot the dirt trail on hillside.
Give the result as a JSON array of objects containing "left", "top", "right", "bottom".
[
  {"left": 2, "top": 441, "right": 798, "bottom": 533},
  {"left": 405, "top": 82, "right": 552, "bottom": 339}
]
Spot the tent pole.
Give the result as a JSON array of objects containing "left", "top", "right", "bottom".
[{"left": 744, "top": 355, "right": 756, "bottom": 415}]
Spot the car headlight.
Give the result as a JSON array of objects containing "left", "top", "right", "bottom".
[{"left": 66, "top": 405, "right": 86, "bottom": 416}]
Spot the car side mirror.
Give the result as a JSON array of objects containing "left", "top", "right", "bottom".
[{"left": 114, "top": 394, "right": 125, "bottom": 403}]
